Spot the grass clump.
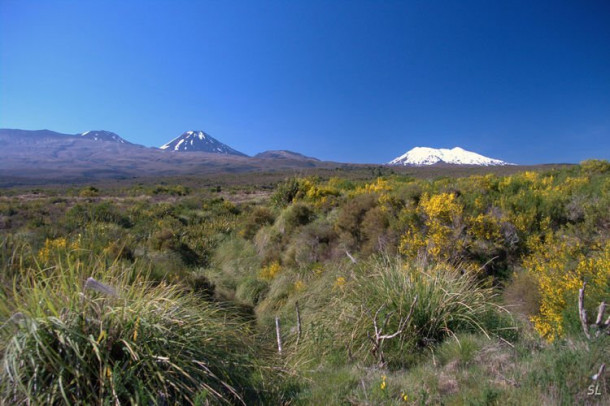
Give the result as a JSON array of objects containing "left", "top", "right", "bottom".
[
  {"left": 0, "top": 260, "right": 269, "bottom": 405},
  {"left": 297, "top": 257, "right": 515, "bottom": 368}
]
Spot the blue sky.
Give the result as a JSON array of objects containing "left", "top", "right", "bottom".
[{"left": 1, "top": 0, "right": 609, "bottom": 164}]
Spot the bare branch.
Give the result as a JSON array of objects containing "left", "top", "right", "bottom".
[
  {"left": 405, "top": 295, "right": 419, "bottom": 325},
  {"left": 579, "top": 282, "right": 591, "bottom": 340},
  {"left": 378, "top": 296, "right": 418, "bottom": 340},
  {"left": 379, "top": 329, "right": 404, "bottom": 341},
  {"left": 275, "top": 316, "right": 283, "bottom": 355},
  {"left": 345, "top": 250, "right": 357, "bottom": 264},
  {"left": 576, "top": 283, "right": 610, "bottom": 386},
  {"left": 593, "top": 363, "right": 606, "bottom": 381},
  {"left": 365, "top": 296, "right": 419, "bottom": 366},
  {"left": 595, "top": 302, "right": 606, "bottom": 326},
  {"left": 381, "top": 310, "right": 395, "bottom": 332}
]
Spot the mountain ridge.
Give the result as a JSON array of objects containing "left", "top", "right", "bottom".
[
  {"left": 0, "top": 128, "right": 339, "bottom": 185},
  {"left": 79, "top": 130, "right": 131, "bottom": 144},
  {"left": 254, "top": 150, "right": 319, "bottom": 161}
]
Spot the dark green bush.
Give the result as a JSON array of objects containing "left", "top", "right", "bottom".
[
  {"left": 335, "top": 193, "right": 377, "bottom": 249},
  {"left": 240, "top": 206, "right": 275, "bottom": 240},
  {"left": 271, "top": 178, "right": 301, "bottom": 208},
  {"left": 278, "top": 203, "right": 314, "bottom": 235}
]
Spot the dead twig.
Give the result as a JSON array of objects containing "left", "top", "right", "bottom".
[{"left": 365, "top": 295, "right": 418, "bottom": 367}]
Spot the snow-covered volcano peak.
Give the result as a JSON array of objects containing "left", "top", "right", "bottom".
[
  {"left": 184, "top": 130, "right": 208, "bottom": 140},
  {"left": 388, "top": 146, "right": 513, "bottom": 166},
  {"left": 160, "top": 130, "right": 247, "bottom": 156}
]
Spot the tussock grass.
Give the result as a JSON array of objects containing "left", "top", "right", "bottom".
[
  {"left": 208, "top": 236, "right": 261, "bottom": 300},
  {"left": 293, "top": 257, "right": 515, "bottom": 368},
  {"left": 0, "top": 257, "right": 269, "bottom": 405}
]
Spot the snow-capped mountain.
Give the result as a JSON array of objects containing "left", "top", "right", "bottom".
[
  {"left": 388, "top": 147, "right": 513, "bottom": 166},
  {"left": 160, "top": 130, "right": 247, "bottom": 156},
  {"left": 79, "top": 130, "right": 130, "bottom": 144}
]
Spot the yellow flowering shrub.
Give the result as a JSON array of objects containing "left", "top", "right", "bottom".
[
  {"left": 278, "top": 177, "right": 342, "bottom": 207},
  {"left": 580, "top": 159, "right": 610, "bottom": 174},
  {"left": 359, "top": 178, "right": 392, "bottom": 194},
  {"left": 467, "top": 212, "right": 504, "bottom": 242},
  {"left": 525, "top": 232, "right": 610, "bottom": 341},
  {"left": 399, "top": 192, "right": 465, "bottom": 263},
  {"left": 259, "top": 261, "right": 282, "bottom": 280},
  {"left": 304, "top": 183, "right": 340, "bottom": 204},
  {"left": 37, "top": 237, "right": 81, "bottom": 263}
]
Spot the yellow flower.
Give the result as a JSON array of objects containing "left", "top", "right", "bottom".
[
  {"left": 259, "top": 262, "right": 282, "bottom": 280},
  {"left": 258, "top": 261, "right": 282, "bottom": 281},
  {"left": 334, "top": 276, "right": 346, "bottom": 289},
  {"left": 96, "top": 330, "right": 107, "bottom": 343},
  {"left": 133, "top": 317, "right": 140, "bottom": 341},
  {"left": 401, "top": 392, "right": 408, "bottom": 401},
  {"left": 380, "top": 375, "right": 387, "bottom": 390}
]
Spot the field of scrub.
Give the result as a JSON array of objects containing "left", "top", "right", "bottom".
[{"left": 1, "top": 160, "right": 609, "bottom": 405}]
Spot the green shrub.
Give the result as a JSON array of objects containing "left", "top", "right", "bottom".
[
  {"left": 524, "top": 339, "right": 610, "bottom": 405},
  {"left": 271, "top": 178, "right": 301, "bottom": 208},
  {"left": 239, "top": 206, "right": 275, "bottom": 240},
  {"left": 209, "top": 237, "right": 261, "bottom": 298},
  {"left": 151, "top": 184, "right": 191, "bottom": 196},
  {"left": 282, "top": 219, "right": 336, "bottom": 268},
  {"left": 360, "top": 206, "right": 392, "bottom": 256},
  {"left": 236, "top": 276, "right": 270, "bottom": 307},
  {"left": 580, "top": 159, "right": 610, "bottom": 175},
  {"left": 335, "top": 193, "right": 377, "bottom": 249},
  {"left": 0, "top": 261, "right": 267, "bottom": 405},
  {"left": 79, "top": 186, "right": 99, "bottom": 197},
  {"left": 436, "top": 334, "right": 481, "bottom": 368},
  {"left": 277, "top": 203, "right": 314, "bottom": 235},
  {"left": 300, "top": 257, "right": 514, "bottom": 368},
  {"left": 65, "top": 202, "right": 132, "bottom": 229}
]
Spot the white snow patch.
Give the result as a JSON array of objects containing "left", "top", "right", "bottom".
[
  {"left": 388, "top": 147, "right": 513, "bottom": 166},
  {"left": 174, "top": 139, "right": 185, "bottom": 150}
]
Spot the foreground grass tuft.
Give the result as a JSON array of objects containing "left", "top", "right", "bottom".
[{"left": 0, "top": 260, "right": 270, "bottom": 405}]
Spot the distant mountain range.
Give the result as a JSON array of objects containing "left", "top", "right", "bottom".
[
  {"left": 389, "top": 147, "right": 513, "bottom": 166},
  {"left": 0, "top": 128, "right": 322, "bottom": 160},
  {"left": 0, "top": 128, "right": 523, "bottom": 185},
  {"left": 0, "top": 128, "right": 330, "bottom": 185}
]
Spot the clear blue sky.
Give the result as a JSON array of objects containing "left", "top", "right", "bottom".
[{"left": 1, "top": 0, "right": 609, "bottom": 164}]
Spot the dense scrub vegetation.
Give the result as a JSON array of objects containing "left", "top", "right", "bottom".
[{"left": 1, "top": 161, "right": 609, "bottom": 404}]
